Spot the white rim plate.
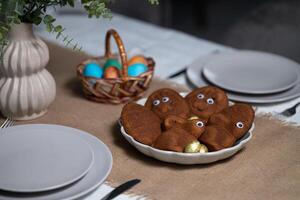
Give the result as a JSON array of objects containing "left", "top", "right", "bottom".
[
  {"left": 187, "top": 51, "right": 300, "bottom": 103},
  {"left": 119, "top": 94, "right": 254, "bottom": 165},
  {"left": 0, "top": 124, "right": 112, "bottom": 200},
  {"left": 0, "top": 125, "right": 94, "bottom": 193},
  {"left": 202, "top": 50, "right": 299, "bottom": 94}
]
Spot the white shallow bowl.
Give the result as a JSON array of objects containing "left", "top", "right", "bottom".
[{"left": 120, "top": 93, "right": 254, "bottom": 165}]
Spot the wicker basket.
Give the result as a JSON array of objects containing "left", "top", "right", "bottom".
[{"left": 77, "top": 29, "right": 155, "bottom": 104}]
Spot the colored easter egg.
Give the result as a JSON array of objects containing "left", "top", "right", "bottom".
[
  {"left": 83, "top": 63, "right": 103, "bottom": 78},
  {"left": 127, "top": 63, "right": 148, "bottom": 77},
  {"left": 104, "top": 66, "right": 119, "bottom": 79},
  {"left": 103, "top": 59, "right": 122, "bottom": 70},
  {"left": 128, "top": 55, "right": 148, "bottom": 66}
]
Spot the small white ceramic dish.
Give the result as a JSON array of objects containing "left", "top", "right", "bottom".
[
  {"left": 0, "top": 125, "right": 94, "bottom": 193},
  {"left": 202, "top": 50, "right": 299, "bottom": 94},
  {"left": 0, "top": 124, "right": 112, "bottom": 200},
  {"left": 187, "top": 51, "right": 300, "bottom": 103},
  {"left": 119, "top": 94, "right": 254, "bottom": 165}
]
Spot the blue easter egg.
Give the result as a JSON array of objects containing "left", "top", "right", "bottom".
[
  {"left": 127, "top": 63, "right": 148, "bottom": 77},
  {"left": 83, "top": 63, "right": 103, "bottom": 78}
]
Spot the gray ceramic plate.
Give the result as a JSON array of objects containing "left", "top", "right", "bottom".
[
  {"left": 202, "top": 50, "right": 299, "bottom": 94},
  {"left": 0, "top": 124, "right": 112, "bottom": 200},
  {"left": 187, "top": 51, "right": 300, "bottom": 103},
  {"left": 0, "top": 125, "right": 94, "bottom": 193}
]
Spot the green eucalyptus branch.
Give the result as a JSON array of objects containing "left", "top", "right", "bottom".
[{"left": 42, "top": 14, "right": 82, "bottom": 51}]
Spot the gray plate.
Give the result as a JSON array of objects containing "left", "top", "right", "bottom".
[
  {"left": 0, "top": 124, "right": 113, "bottom": 200},
  {"left": 202, "top": 50, "right": 299, "bottom": 94},
  {"left": 0, "top": 125, "right": 94, "bottom": 193},
  {"left": 187, "top": 51, "right": 300, "bottom": 103}
]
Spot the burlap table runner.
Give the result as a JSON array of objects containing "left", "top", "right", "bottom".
[{"left": 1, "top": 42, "right": 299, "bottom": 200}]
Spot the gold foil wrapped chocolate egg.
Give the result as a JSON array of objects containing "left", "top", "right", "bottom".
[
  {"left": 184, "top": 140, "right": 201, "bottom": 153},
  {"left": 199, "top": 144, "right": 208, "bottom": 153}
]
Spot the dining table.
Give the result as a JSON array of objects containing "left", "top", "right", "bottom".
[
  {"left": 35, "top": 11, "right": 300, "bottom": 124},
  {"left": 1, "top": 11, "right": 299, "bottom": 200}
]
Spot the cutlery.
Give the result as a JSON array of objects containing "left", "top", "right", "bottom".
[
  {"left": 101, "top": 179, "right": 141, "bottom": 200},
  {"left": 0, "top": 118, "right": 14, "bottom": 129},
  {"left": 278, "top": 102, "right": 300, "bottom": 117},
  {"left": 167, "top": 67, "right": 187, "bottom": 79}
]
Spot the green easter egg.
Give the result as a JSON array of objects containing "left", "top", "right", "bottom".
[{"left": 103, "top": 59, "right": 122, "bottom": 70}]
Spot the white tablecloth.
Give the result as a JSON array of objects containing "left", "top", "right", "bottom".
[{"left": 35, "top": 11, "right": 300, "bottom": 200}]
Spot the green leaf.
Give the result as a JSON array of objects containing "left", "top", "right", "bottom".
[
  {"left": 32, "top": 16, "right": 42, "bottom": 25},
  {"left": 43, "top": 15, "right": 56, "bottom": 23},
  {"left": 66, "top": 38, "right": 73, "bottom": 46},
  {"left": 67, "top": 0, "right": 75, "bottom": 7},
  {"left": 56, "top": 32, "right": 62, "bottom": 39},
  {"left": 0, "top": 25, "right": 9, "bottom": 32},
  {"left": 148, "top": 0, "right": 159, "bottom": 5},
  {"left": 54, "top": 25, "right": 63, "bottom": 32},
  {"left": 0, "top": 33, "right": 5, "bottom": 40},
  {"left": 13, "top": 17, "right": 21, "bottom": 24},
  {"left": 73, "top": 43, "right": 78, "bottom": 50},
  {"left": 81, "top": 0, "right": 90, "bottom": 4},
  {"left": 63, "top": 36, "right": 68, "bottom": 42},
  {"left": 46, "top": 24, "right": 53, "bottom": 32}
]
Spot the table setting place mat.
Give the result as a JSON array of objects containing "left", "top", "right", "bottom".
[{"left": 1, "top": 41, "right": 299, "bottom": 200}]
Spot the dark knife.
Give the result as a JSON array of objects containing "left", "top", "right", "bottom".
[
  {"left": 167, "top": 68, "right": 187, "bottom": 79},
  {"left": 101, "top": 179, "right": 141, "bottom": 200}
]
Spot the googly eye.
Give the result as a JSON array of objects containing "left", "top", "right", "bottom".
[
  {"left": 207, "top": 98, "right": 214, "bottom": 104},
  {"left": 197, "top": 93, "right": 205, "bottom": 99},
  {"left": 162, "top": 96, "right": 169, "bottom": 103},
  {"left": 236, "top": 122, "right": 244, "bottom": 129},
  {"left": 153, "top": 99, "right": 160, "bottom": 106},
  {"left": 196, "top": 121, "right": 204, "bottom": 127}
]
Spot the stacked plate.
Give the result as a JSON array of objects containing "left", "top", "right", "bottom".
[
  {"left": 187, "top": 50, "right": 300, "bottom": 103},
  {"left": 0, "top": 124, "right": 112, "bottom": 200}
]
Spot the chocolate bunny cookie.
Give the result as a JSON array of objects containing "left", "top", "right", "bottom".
[
  {"left": 185, "top": 86, "right": 228, "bottom": 120},
  {"left": 208, "top": 103, "right": 255, "bottom": 140},
  {"left": 121, "top": 102, "right": 161, "bottom": 145},
  {"left": 145, "top": 88, "right": 190, "bottom": 121}
]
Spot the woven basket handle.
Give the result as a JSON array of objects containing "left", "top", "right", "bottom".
[{"left": 105, "top": 29, "right": 128, "bottom": 80}]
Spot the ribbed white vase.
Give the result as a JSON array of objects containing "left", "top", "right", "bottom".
[{"left": 0, "top": 23, "right": 56, "bottom": 120}]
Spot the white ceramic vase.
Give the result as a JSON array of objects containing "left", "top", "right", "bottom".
[{"left": 0, "top": 23, "right": 56, "bottom": 120}]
